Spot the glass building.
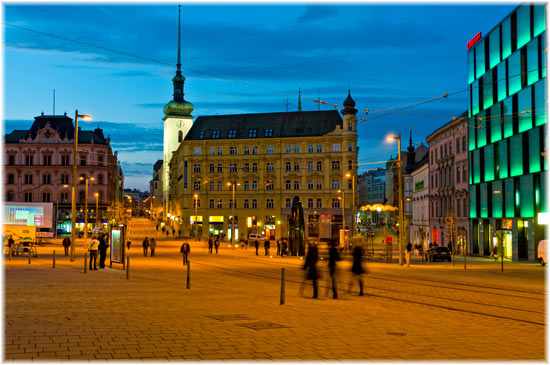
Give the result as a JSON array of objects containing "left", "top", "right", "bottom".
[{"left": 468, "top": 3, "right": 547, "bottom": 261}]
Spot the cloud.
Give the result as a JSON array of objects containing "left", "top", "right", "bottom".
[{"left": 297, "top": 6, "right": 338, "bottom": 24}]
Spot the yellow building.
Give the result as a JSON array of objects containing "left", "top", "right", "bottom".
[{"left": 168, "top": 93, "right": 359, "bottom": 241}]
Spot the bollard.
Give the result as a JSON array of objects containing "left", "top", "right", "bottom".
[
  {"left": 126, "top": 256, "right": 130, "bottom": 279},
  {"left": 280, "top": 268, "right": 285, "bottom": 305},
  {"left": 53, "top": 250, "right": 56, "bottom": 269},
  {"left": 84, "top": 253, "right": 87, "bottom": 273},
  {"left": 28, "top": 249, "right": 31, "bottom": 264},
  {"left": 186, "top": 261, "right": 190, "bottom": 289},
  {"left": 8, "top": 247, "right": 11, "bottom": 261}
]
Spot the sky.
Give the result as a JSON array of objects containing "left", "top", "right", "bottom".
[{"left": 3, "top": 2, "right": 518, "bottom": 191}]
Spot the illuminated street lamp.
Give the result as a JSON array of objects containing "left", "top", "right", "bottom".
[
  {"left": 95, "top": 192, "right": 99, "bottom": 228},
  {"left": 387, "top": 133, "right": 403, "bottom": 265},
  {"left": 227, "top": 181, "right": 240, "bottom": 248},
  {"left": 70, "top": 110, "right": 91, "bottom": 262},
  {"left": 193, "top": 194, "right": 199, "bottom": 239},
  {"left": 338, "top": 189, "right": 346, "bottom": 249},
  {"left": 80, "top": 176, "right": 95, "bottom": 248},
  {"left": 345, "top": 172, "right": 356, "bottom": 237}
]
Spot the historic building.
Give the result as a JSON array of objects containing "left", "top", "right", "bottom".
[
  {"left": 467, "top": 3, "right": 547, "bottom": 260},
  {"left": 149, "top": 159, "right": 163, "bottom": 219},
  {"left": 167, "top": 93, "right": 359, "bottom": 241},
  {"left": 426, "top": 113, "right": 469, "bottom": 251},
  {"left": 409, "top": 151, "right": 429, "bottom": 248},
  {"left": 4, "top": 113, "right": 124, "bottom": 233}
]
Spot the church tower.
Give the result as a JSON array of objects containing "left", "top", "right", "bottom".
[{"left": 163, "top": 5, "right": 194, "bottom": 219}]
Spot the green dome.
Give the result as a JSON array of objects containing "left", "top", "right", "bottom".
[
  {"left": 172, "top": 74, "right": 185, "bottom": 83},
  {"left": 163, "top": 99, "right": 194, "bottom": 117}
]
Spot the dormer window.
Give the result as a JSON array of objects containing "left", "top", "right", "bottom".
[
  {"left": 248, "top": 128, "right": 257, "bottom": 137},
  {"left": 264, "top": 129, "right": 273, "bottom": 137},
  {"left": 212, "top": 130, "right": 220, "bottom": 139},
  {"left": 199, "top": 131, "right": 204, "bottom": 139},
  {"left": 228, "top": 130, "right": 237, "bottom": 138}
]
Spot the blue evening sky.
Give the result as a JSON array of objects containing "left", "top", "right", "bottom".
[{"left": 3, "top": 3, "right": 517, "bottom": 190}]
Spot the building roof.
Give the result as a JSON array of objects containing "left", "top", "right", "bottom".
[
  {"left": 153, "top": 159, "right": 163, "bottom": 171},
  {"left": 185, "top": 110, "right": 343, "bottom": 140},
  {"left": 425, "top": 111, "right": 468, "bottom": 142}
]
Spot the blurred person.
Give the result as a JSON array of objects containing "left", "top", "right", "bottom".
[
  {"left": 87, "top": 235, "right": 100, "bottom": 271},
  {"left": 328, "top": 239, "right": 341, "bottom": 299},
  {"left": 126, "top": 239, "right": 131, "bottom": 251},
  {"left": 62, "top": 236, "right": 70, "bottom": 256},
  {"left": 150, "top": 237, "right": 157, "bottom": 257},
  {"left": 405, "top": 242, "right": 412, "bottom": 267},
  {"left": 142, "top": 236, "right": 149, "bottom": 257},
  {"left": 98, "top": 234, "right": 108, "bottom": 269},
  {"left": 350, "top": 239, "right": 365, "bottom": 296},
  {"left": 302, "top": 241, "right": 320, "bottom": 298},
  {"left": 214, "top": 236, "right": 220, "bottom": 254},
  {"left": 180, "top": 240, "right": 190, "bottom": 266},
  {"left": 208, "top": 236, "right": 213, "bottom": 254},
  {"left": 254, "top": 238, "right": 259, "bottom": 256}
]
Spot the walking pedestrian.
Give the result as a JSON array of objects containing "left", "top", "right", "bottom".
[
  {"left": 405, "top": 242, "right": 413, "bottom": 267},
  {"left": 208, "top": 237, "right": 213, "bottom": 254},
  {"left": 276, "top": 239, "right": 281, "bottom": 256},
  {"left": 282, "top": 239, "right": 288, "bottom": 257},
  {"left": 172, "top": 228, "right": 175, "bottom": 237},
  {"left": 166, "top": 230, "right": 169, "bottom": 237},
  {"left": 178, "top": 229, "right": 181, "bottom": 238},
  {"left": 214, "top": 236, "right": 220, "bottom": 254},
  {"left": 142, "top": 236, "right": 149, "bottom": 257},
  {"left": 150, "top": 237, "right": 157, "bottom": 257},
  {"left": 264, "top": 238, "right": 269, "bottom": 256},
  {"left": 87, "top": 235, "right": 100, "bottom": 270},
  {"left": 126, "top": 239, "right": 131, "bottom": 250},
  {"left": 62, "top": 236, "right": 71, "bottom": 256},
  {"left": 98, "top": 234, "right": 108, "bottom": 269},
  {"left": 161, "top": 226, "right": 165, "bottom": 234},
  {"left": 180, "top": 240, "right": 190, "bottom": 265},
  {"left": 302, "top": 241, "right": 320, "bottom": 298},
  {"left": 254, "top": 239, "right": 259, "bottom": 256},
  {"left": 328, "top": 239, "right": 341, "bottom": 299},
  {"left": 155, "top": 224, "right": 159, "bottom": 231},
  {"left": 349, "top": 239, "right": 365, "bottom": 296}
]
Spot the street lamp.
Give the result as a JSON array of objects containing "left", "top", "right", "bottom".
[
  {"left": 338, "top": 189, "right": 346, "bottom": 250},
  {"left": 70, "top": 110, "right": 91, "bottom": 262},
  {"left": 345, "top": 172, "right": 356, "bottom": 238},
  {"left": 95, "top": 192, "right": 99, "bottom": 228},
  {"left": 227, "top": 181, "right": 240, "bottom": 248},
  {"left": 80, "top": 176, "right": 95, "bottom": 248},
  {"left": 193, "top": 194, "right": 199, "bottom": 240},
  {"left": 387, "top": 133, "right": 403, "bottom": 265}
]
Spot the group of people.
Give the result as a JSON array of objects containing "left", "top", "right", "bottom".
[
  {"left": 141, "top": 237, "right": 157, "bottom": 257},
  {"left": 208, "top": 236, "right": 221, "bottom": 254},
  {"left": 86, "top": 234, "right": 109, "bottom": 270}
]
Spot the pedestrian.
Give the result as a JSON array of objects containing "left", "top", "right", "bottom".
[
  {"left": 172, "top": 228, "right": 175, "bottom": 237},
  {"left": 178, "top": 229, "right": 181, "bottom": 237},
  {"left": 155, "top": 224, "right": 159, "bottom": 231},
  {"left": 62, "top": 236, "right": 71, "bottom": 256},
  {"left": 328, "top": 239, "right": 341, "bottom": 299},
  {"left": 405, "top": 242, "right": 413, "bottom": 267},
  {"left": 87, "top": 235, "right": 100, "bottom": 271},
  {"left": 349, "top": 239, "right": 365, "bottom": 296},
  {"left": 264, "top": 238, "right": 269, "bottom": 256},
  {"left": 208, "top": 236, "right": 213, "bottom": 254},
  {"left": 166, "top": 230, "right": 169, "bottom": 237},
  {"left": 150, "top": 237, "right": 157, "bottom": 257},
  {"left": 254, "top": 239, "right": 259, "bottom": 256},
  {"left": 98, "top": 234, "right": 108, "bottom": 269},
  {"left": 180, "top": 240, "right": 190, "bottom": 265},
  {"left": 302, "top": 241, "right": 320, "bottom": 298},
  {"left": 161, "top": 226, "right": 165, "bottom": 233},
  {"left": 282, "top": 239, "right": 288, "bottom": 257},
  {"left": 276, "top": 239, "right": 281, "bottom": 256},
  {"left": 214, "top": 236, "right": 220, "bottom": 254},
  {"left": 142, "top": 236, "right": 149, "bottom": 257},
  {"left": 126, "top": 239, "right": 131, "bottom": 250}
]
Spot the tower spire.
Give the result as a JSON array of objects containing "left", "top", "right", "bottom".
[
  {"left": 409, "top": 124, "right": 413, "bottom": 147},
  {"left": 177, "top": 5, "right": 181, "bottom": 74},
  {"left": 298, "top": 88, "right": 302, "bottom": 112}
]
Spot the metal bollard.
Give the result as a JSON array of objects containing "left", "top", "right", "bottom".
[
  {"left": 84, "top": 253, "right": 87, "bottom": 273},
  {"left": 126, "top": 256, "right": 130, "bottom": 279},
  {"left": 28, "top": 249, "right": 31, "bottom": 264},
  {"left": 280, "top": 268, "right": 285, "bottom": 305},
  {"left": 53, "top": 250, "right": 56, "bottom": 269},
  {"left": 186, "top": 261, "right": 190, "bottom": 289}
]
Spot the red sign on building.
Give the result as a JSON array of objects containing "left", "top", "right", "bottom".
[{"left": 467, "top": 32, "right": 482, "bottom": 50}]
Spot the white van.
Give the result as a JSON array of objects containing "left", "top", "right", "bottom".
[
  {"left": 537, "top": 240, "right": 547, "bottom": 266},
  {"left": 248, "top": 234, "right": 266, "bottom": 242}
]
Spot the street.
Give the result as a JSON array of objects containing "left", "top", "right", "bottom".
[{"left": 4, "top": 218, "right": 545, "bottom": 361}]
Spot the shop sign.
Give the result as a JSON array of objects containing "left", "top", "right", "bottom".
[{"left": 467, "top": 32, "right": 482, "bottom": 50}]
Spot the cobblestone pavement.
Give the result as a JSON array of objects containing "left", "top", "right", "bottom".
[{"left": 3, "top": 218, "right": 546, "bottom": 361}]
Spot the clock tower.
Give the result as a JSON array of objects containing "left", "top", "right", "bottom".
[{"left": 162, "top": 5, "right": 194, "bottom": 220}]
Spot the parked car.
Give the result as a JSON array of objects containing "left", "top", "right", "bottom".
[
  {"left": 429, "top": 247, "right": 452, "bottom": 262},
  {"left": 537, "top": 240, "right": 547, "bottom": 266},
  {"left": 248, "top": 234, "right": 266, "bottom": 242}
]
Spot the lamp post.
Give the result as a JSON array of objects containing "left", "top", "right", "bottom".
[
  {"left": 227, "top": 182, "right": 240, "bottom": 248},
  {"left": 95, "top": 193, "right": 99, "bottom": 228},
  {"left": 345, "top": 172, "right": 356, "bottom": 238},
  {"left": 387, "top": 133, "right": 403, "bottom": 265},
  {"left": 80, "top": 176, "right": 95, "bottom": 248},
  {"left": 70, "top": 110, "right": 91, "bottom": 262},
  {"left": 338, "top": 189, "right": 346, "bottom": 250},
  {"left": 193, "top": 194, "right": 198, "bottom": 240}
]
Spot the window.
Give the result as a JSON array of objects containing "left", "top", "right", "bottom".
[
  {"left": 264, "top": 129, "right": 273, "bottom": 137},
  {"left": 229, "top": 199, "right": 236, "bottom": 209},
  {"left": 244, "top": 181, "right": 250, "bottom": 190},
  {"left": 463, "top": 164, "right": 468, "bottom": 183},
  {"left": 307, "top": 199, "right": 314, "bottom": 208},
  {"left": 217, "top": 199, "right": 222, "bottom": 208},
  {"left": 252, "top": 163, "right": 258, "bottom": 172},
  {"left": 348, "top": 143, "right": 353, "bottom": 152},
  {"left": 97, "top": 156, "right": 104, "bottom": 166},
  {"left": 516, "top": 4, "right": 531, "bottom": 49},
  {"left": 267, "top": 163, "right": 274, "bottom": 172},
  {"left": 484, "top": 145, "right": 495, "bottom": 182},
  {"left": 266, "top": 180, "right": 274, "bottom": 190},
  {"left": 193, "top": 199, "right": 201, "bottom": 208},
  {"left": 286, "top": 162, "right": 291, "bottom": 171},
  {"left": 527, "top": 38, "right": 539, "bottom": 85},
  {"left": 294, "top": 180, "right": 300, "bottom": 190},
  {"left": 199, "top": 131, "right": 204, "bottom": 139},
  {"left": 209, "top": 164, "right": 215, "bottom": 173},
  {"left": 25, "top": 155, "right": 33, "bottom": 165},
  {"left": 317, "top": 144, "right": 323, "bottom": 153},
  {"left": 488, "top": 26, "right": 501, "bottom": 69},
  {"left": 61, "top": 174, "right": 69, "bottom": 184},
  {"left": 308, "top": 145, "right": 314, "bottom": 153},
  {"left": 248, "top": 129, "right": 257, "bottom": 138},
  {"left": 266, "top": 145, "right": 274, "bottom": 154},
  {"left": 497, "top": 61, "right": 507, "bottom": 102},
  {"left": 6, "top": 191, "right": 14, "bottom": 201},
  {"left": 308, "top": 161, "right": 313, "bottom": 171},
  {"left": 294, "top": 162, "right": 299, "bottom": 171},
  {"left": 456, "top": 167, "right": 461, "bottom": 184},
  {"left": 178, "top": 130, "right": 183, "bottom": 143},
  {"left": 252, "top": 181, "right": 258, "bottom": 190},
  {"left": 209, "top": 181, "right": 214, "bottom": 190},
  {"left": 285, "top": 199, "right": 291, "bottom": 208},
  {"left": 508, "top": 50, "right": 522, "bottom": 96},
  {"left": 316, "top": 180, "right": 323, "bottom": 190},
  {"left": 462, "top": 136, "right": 466, "bottom": 152},
  {"left": 24, "top": 192, "right": 32, "bottom": 202},
  {"left": 475, "top": 39, "right": 486, "bottom": 80},
  {"left": 193, "top": 164, "right": 201, "bottom": 173},
  {"left": 348, "top": 160, "right": 353, "bottom": 171},
  {"left": 468, "top": 48, "right": 475, "bottom": 84},
  {"left": 348, "top": 179, "right": 353, "bottom": 189},
  {"left": 42, "top": 192, "right": 51, "bottom": 202},
  {"left": 7, "top": 174, "right": 14, "bottom": 184},
  {"left": 42, "top": 174, "right": 50, "bottom": 184},
  {"left": 332, "top": 198, "right": 340, "bottom": 208},
  {"left": 332, "top": 143, "right": 340, "bottom": 152},
  {"left": 534, "top": 79, "right": 547, "bottom": 127},
  {"left": 294, "top": 145, "right": 300, "bottom": 153},
  {"left": 308, "top": 180, "right": 314, "bottom": 190},
  {"left": 286, "top": 145, "right": 291, "bottom": 153},
  {"left": 193, "top": 147, "right": 201, "bottom": 156},
  {"left": 193, "top": 181, "right": 201, "bottom": 190},
  {"left": 285, "top": 180, "right": 291, "bottom": 190},
  {"left": 502, "top": 97, "right": 513, "bottom": 138},
  {"left": 510, "top": 134, "right": 523, "bottom": 177},
  {"left": 243, "top": 163, "right": 250, "bottom": 172},
  {"left": 228, "top": 130, "right": 237, "bottom": 138},
  {"left": 252, "top": 199, "right": 257, "bottom": 209},
  {"left": 316, "top": 161, "right": 323, "bottom": 171},
  {"left": 332, "top": 179, "right": 340, "bottom": 189},
  {"left": 244, "top": 199, "right": 249, "bottom": 209},
  {"left": 348, "top": 121, "right": 353, "bottom": 131},
  {"left": 332, "top": 161, "right": 340, "bottom": 171},
  {"left": 217, "top": 147, "right": 223, "bottom": 155},
  {"left": 252, "top": 146, "right": 258, "bottom": 155},
  {"left": 482, "top": 72, "right": 493, "bottom": 110},
  {"left": 24, "top": 174, "right": 33, "bottom": 185},
  {"left": 518, "top": 86, "right": 533, "bottom": 133},
  {"left": 316, "top": 199, "right": 322, "bottom": 208},
  {"left": 209, "top": 199, "right": 214, "bottom": 209},
  {"left": 244, "top": 146, "right": 250, "bottom": 155},
  {"left": 502, "top": 17, "right": 511, "bottom": 60},
  {"left": 43, "top": 155, "right": 51, "bottom": 166},
  {"left": 209, "top": 147, "right": 215, "bottom": 155},
  {"left": 229, "top": 146, "right": 237, "bottom": 155},
  {"left": 212, "top": 130, "right": 220, "bottom": 138},
  {"left": 217, "top": 164, "right": 223, "bottom": 173},
  {"left": 266, "top": 199, "right": 274, "bottom": 209},
  {"left": 229, "top": 163, "right": 237, "bottom": 173}
]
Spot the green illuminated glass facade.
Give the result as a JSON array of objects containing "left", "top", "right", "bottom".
[{"left": 468, "top": 3, "right": 547, "bottom": 225}]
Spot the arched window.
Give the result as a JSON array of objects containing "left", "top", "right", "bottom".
[
  {"left": 79, "top": 191, "right": 86, "bottom": 203},
  {"left": 6, "top": 191, "right": 14, "bottom": 202},
  {"left": 178, "top": 130, "right": 183, "bottom": 143}
]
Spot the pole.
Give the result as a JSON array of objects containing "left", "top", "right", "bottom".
[
  {"left": 280, "top": 268, "right": 285, "bottom": 305},
  {"left": 55, "top": 200, "right": 58, "bottom": 239},
  {"left": 501, "top": 233, "right": 504, "bottom": 272},
  {"left": 195, "top": 195, "right": 198, "bottom": 241},
  {"left": 96, "top": 194, "right": 99, "bottom": 228},
  {"left": 464, "top": 233, "right": 467, "bottom": 270},
  {"left": 186, "top": 260, "right": 190, "bottom": 289},
  {"left": 84, "top": 252, "right": 87, "bottom": 273},
  {"left": 53, "top": 250, "right": 56, "bottom": 268},
  {"left": 28, "top": 249, "right": 31, "bottom": 264},
  {"left": 341, "top": 190, "right": 346, "bottom": 252},
  {"left": 232, "top": 183, "right": 235, "bottom": 248},
  {"left": 126, "top": 256, "right": 130, "bottom": 279},
  {"left": 398, "top": 134, "right": 403, "bottom": 265},
  {"left": 352, "top": 175, "right": 356, "bottom": 238},
  {"left": 70, "top": 110, "right": 79, "bottom": 262},
  {"left": 84, "top": 179, "right": 89, "bottom": 249}
]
